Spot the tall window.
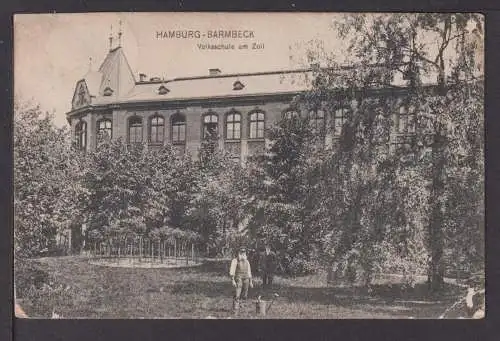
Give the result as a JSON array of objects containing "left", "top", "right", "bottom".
[
  {"left": 333, "top": 108, "right": 347, "bottom": 135},
  {"left": 203, "top": 113, "right": 218, "bottom": 139},
  {"left": 225, "top": 112, "right": 241, "bottom": 140},
  {"left": 97, "top": 119, "right": 112, "bottom": 139},
  {"left": 398, "top": 105, "right": 416, "bottom": 133},
  {"left": 283, "top": 109, "right": 299, "bottom": 120},
  {"left": 128, "top": 116, "right": 143, "bottom": 143},
  {"left": 171, "top": 113, "right": 186, "bottom": 143},
  {"left": 149, "top": 115, "right": 165, "bottom": 144},
  {"left": 249, "top": 111, "right": 265, "bottom": 139},
  {"left": 392, "top": 135, "right": 416, "bottom": 160},
  {"left": 74, "top": 121, "right": 87, "bottom": 150},
  {"left": 308, "top": 109, "right": 325, "bottom": 133}
]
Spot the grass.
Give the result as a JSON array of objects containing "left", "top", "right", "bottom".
[{"left": 16, "top": 256, "right": 469, "bottom": 319}]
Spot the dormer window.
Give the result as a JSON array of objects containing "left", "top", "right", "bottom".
[
  {"left": 103, "top": 86, "right": 114, "bottom": 96},
  {"left": 312, "top": 74, "right": 327, "bottom": 88},
  {"left": 158, "top": 85, "right": 170, "bottom": 95},
  {"left": 233, "top": 80, "right": 245, "bottom": 91},
  {"left": 77, "top": 85, "right": 87, "bottom": 106}
]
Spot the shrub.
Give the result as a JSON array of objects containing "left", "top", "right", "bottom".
[
  {"left": 15, "top": 258, "right": 50, "bottom": 298},
  {"left": 282, "top": 254, "right": 319, "bottom": 276}
]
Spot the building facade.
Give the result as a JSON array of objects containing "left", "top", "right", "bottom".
[{"left": 66, "top": 45, "right": 420, "bottom": 160}]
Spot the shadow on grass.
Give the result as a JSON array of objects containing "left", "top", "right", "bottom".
[
  {"left": 194, "top": 259, "right": 230, "bottom": 275},
  {"left": 20, "top": 257, "right": 467, "bottom": 318},
  {"left": 171, "top": 280, "right": 233, "bottom": 298},
  {"left": 261, "top": 282, "right": 465, "bottom": 318},
  {"left": 190, "top": 260, "right": 463, "bottom": 299},
  {"left": 177, "top": 262, "right": 466, "bottom": 318}
]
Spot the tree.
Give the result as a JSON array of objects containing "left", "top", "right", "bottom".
[
  {"left": 81, "top": 138, "right": 203, "bottom": 246},
  {"left": 14, "top": 101, "right": 78, "bottom": 257},
  {"left": 187, "top": 140, "right": 253, "bottom": 256},
  {"left": 82, "top": 139, "right": 148, "bottom": 244},
  {"left": 305, "top": 13, "right": 484, "bottom": 290},
  {"left": 246, "top": 114, "right": 326, "bottom": 275}
]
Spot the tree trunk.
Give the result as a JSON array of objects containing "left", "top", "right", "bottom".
[
  {"left": 428, "top": 130, "right": 447, "bottom": 292},
  {"left": 427, "top": 54, "right": 449, "bottom": 293}
]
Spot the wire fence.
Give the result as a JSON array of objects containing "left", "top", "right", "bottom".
[{"left": 88, "top": 237, "right": 202, "bottom": 265}]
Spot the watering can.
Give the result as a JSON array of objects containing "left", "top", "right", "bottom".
[{"left": 255, "top": 293, "right": 279, "bottom": 316}]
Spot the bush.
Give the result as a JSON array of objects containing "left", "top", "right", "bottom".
[
  {"left": 15, "top": 257, "right": 77, "bottom": 317},
  {"left": 282, "top": 255, "right": 319, "bottom": 276},
  {"left": 15, "top": 258, "right": 50, "bottom": 298}
]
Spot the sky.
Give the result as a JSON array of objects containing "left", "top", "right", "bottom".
[{"left": 14, "top": 12, "right": 348, "bottom": 127}]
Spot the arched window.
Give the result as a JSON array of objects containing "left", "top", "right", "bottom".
[
  {"left": 149, "top": 115, "right": 165, "bottom": 144},
  {"left": 97, "top": 119, "right": 112, "bottom": 139},
  {"left": 398, "top": 105, "right": 416, "bottom": 133},
  {"left": 333, "top": 108, "right": 347, "bottom": 135},
  {"left": 225, "top": 111, "right": 241, "bottom": 140},
  {"left": 249, "top": 111, "right": 265, "bottom": 139},
  {"left": 74, "top": 121, "right": 87, "bottom": 150},
  {"left": 203, "top": 113, "right": 218, "bottom": 139},
  {"left": 308, "top": 109, "right": 325, "bottom": 133},
  {"left": 283, "top": 109, "right": 299, "bottom": 120},
  {"left": 171, "top": 113, "right": 186, "bottom": 143},
  {"left": 128, "top": 116, "right": 143, "bottom": 143}
]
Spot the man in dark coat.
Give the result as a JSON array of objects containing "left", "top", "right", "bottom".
[{"left": 260, "top": 245, "right": 277, "bottom": 290}]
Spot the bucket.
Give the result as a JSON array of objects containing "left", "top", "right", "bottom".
[{"left": 256, "top": 300, "right": 268, "bottom": 316}]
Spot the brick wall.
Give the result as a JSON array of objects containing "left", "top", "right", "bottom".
[
  {"left": 71, "top": 99, "right": 295, "bottom": 160},
  {"left": 70, "top": 95, "right": 410, "bottom": 160}
]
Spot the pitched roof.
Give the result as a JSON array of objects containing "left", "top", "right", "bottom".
[
  {"left": 69, "top": 47, "right": 443, "bottom": 112},
  {"left": 81, "top": 71, "right": 102, "bottom": 97},
  {"left": 91, "top": 70, "right": 313, "bottom": 105},
  {"left": 98, "top": 47, "right": 136, "bottom": 98}
]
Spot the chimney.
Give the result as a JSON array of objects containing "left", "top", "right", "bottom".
[
  {"left": 209, "top": 68, "right": 222, "bottom": 76},
  {"left": 139, "top": 73, "right": 147, "bottom": 82}
]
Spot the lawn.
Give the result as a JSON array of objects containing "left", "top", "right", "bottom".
[{"left": 16, "top": 256, "right": 468, "bottom": 319}]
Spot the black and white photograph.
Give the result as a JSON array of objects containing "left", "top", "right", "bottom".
[{"left": 13, "top": 12, "right": 484, "bottom": 319}]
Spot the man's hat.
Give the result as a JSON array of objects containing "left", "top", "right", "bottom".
[{"left": 238, "top": 247, "right": 247, "bottom": 253}]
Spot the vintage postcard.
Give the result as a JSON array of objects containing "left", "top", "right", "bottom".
[{"left": 13, "top": 12, "right": 484, "bottom": 319}]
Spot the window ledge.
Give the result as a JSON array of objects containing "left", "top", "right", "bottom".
[{"left": 394, "top": 132, "right": 417, "bottom": 136}]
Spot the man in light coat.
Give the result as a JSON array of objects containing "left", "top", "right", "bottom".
[{"left": 229, "top": 247, "right": 253, "bottom": 312}]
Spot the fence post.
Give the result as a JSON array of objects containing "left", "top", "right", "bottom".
[
  {"left": 174, "top": 239, "right": 177, "bottom": 261},
  {"left": 139, "top": 236, "right": 142, "bottom": 262},
  {"left": 191, "top": 243, "right": 195, "bottom": 263},
  {"left": 129, "top": 241, "right": 132, "bottom": 256}
]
